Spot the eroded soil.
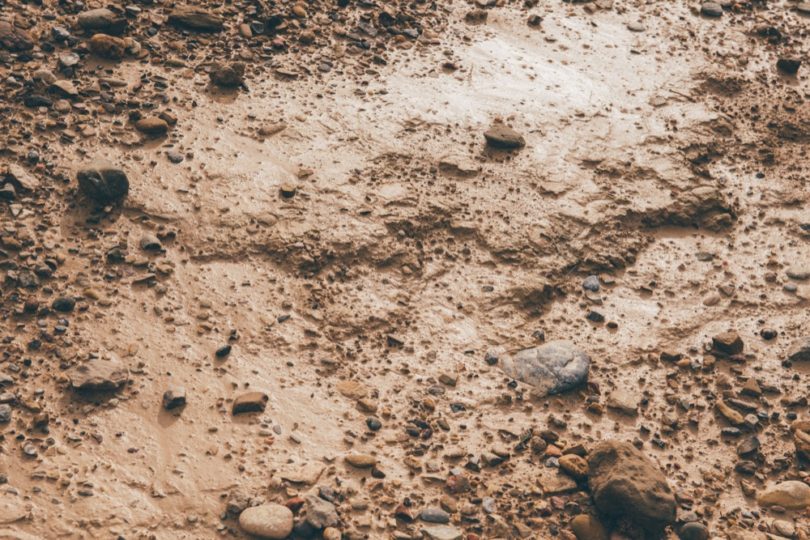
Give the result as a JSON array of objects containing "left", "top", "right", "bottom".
[{"left": 0, "top": 0, "right": 808, "bottom": 539}]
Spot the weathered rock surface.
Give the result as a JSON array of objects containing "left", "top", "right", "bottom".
[
  {"left": 238, "top": 503, "right": 294, "bottom": 539},
  {"left": 68, "top": 356, "right": 128, "bottom": 393},
  {"left": 210, "top": 62, "right": 246, "bottom": 88},
  {"left": 483, "top": 125, "right": 525, "bottom": 149},
  {"left": 500, "top": 340, "right": 590, "bottom": 396},
  {"left": 232, "top": 392, "right": 268, "bottom": 414},
  {"left": 77, "top": 8, "right": 128, "bottom": 35},
  {"left": 588, "top": 440, "right": 676, "bottom": 534},
  {"left": 757, "top": 481, "right": 810, "bottom": 510},
  {"left": 0, "top": 20, "right": 34, "bottom": 51},
  {"left": 168, "top": 7, "right": 224, "bottom": 32},
  {"left": 787, "top": 336, "right": 810, "bottom": 362},
  {"left": 77, "top": 167, "right": 129, "bottom": 203}
]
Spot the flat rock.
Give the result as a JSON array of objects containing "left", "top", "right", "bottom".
[
  {"left": 0, "top": 20, "right": 34, "bottom": 51},
  {"left": 238, "top": 503, "right": 294, "bottom": 539},
  {"left": 787, "top": 337, "right": 810, "bottom": 362},
  {"left": 5, "top": 164, "right": 39, "bottom": 191},
  {"left": 77, "top": 8, "right": 127, "bottom": 35},
  {"left": 77, "top": 166, "right": 129, "bottom": 203},
  {"left": 304, "top": 494, "right": 339, "bottom": 529},
  {"left": 588, "top": 440, "right": 676, "bottom": 535},
  {"left": 279, "top": 462, "right": 324, "bottom": 484},
  {"left": 422, "top": 524, "right": 463, "bottom": 540},
  {"left": 700, "top": 2, "right": 723, "bottom": 17},
  {"left": 757, "top": 481, "right": 810, "bottom": 510},
  {"left": 420, "top": 507, "right": 450, "bottom": 524},
  {"left": 345, "top": 453, "right": 376, "bottom": 468},
  {"left": 607, "top": 389, "right": 639, "bottom": 416},
  {"left": 500, "top": 340, "right": 590, "bottom": 396},
  {"left": 232, "top": 392, "right": 268, "bottom": 414},
  {"left": 484, "top": 125, "right": 525, "bottom": 149},
  {"left": 336, "top": 380, "right": 368, "bottom": 400},
  {"left": 69, "top": 356, "right": 128, "bottom": 393},
  {"left": 168, "top": 7, "right": 224, "bottom": 32}
]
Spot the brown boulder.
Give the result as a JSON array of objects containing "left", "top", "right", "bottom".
[
  {"left": 588, "top": 441, "right": 676, "bottom": 536},
  {"left": 0, "top": 20, "right": 34, "bottom": 51},
  {"left": 89, "top": 34, "right": 127, "bottom": 59},
  {"left": 168, "top": 7, "right": 224, "bottom": 32}
]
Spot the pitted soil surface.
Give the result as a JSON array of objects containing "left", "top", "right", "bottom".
[{"left": 0, "top": 1, "right": 808, "bottom": 539}]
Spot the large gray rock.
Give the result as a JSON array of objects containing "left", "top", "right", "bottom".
[
  {"left": 588, "top": 441, "right": 676, "bottom": 535},
  {"left": 787, "top": 337, "right": 810, "bottom": 362},
  {"left": 500, "top": 340, "right": 590, "bottom": 396},
  {"left": 238, "top": 503, "right": 294, "bottom": 539}
]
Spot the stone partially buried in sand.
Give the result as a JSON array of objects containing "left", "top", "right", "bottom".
[
  {"left": 232, "top": 391, "right": 268, "bottom": 414},
  {"left": 484, "top": 124, "right": 525, "bottom": 149},
  {"left": 238, "top": 503, "right": 294, "bottom": 539},
  {"left": 69, "top": 356, "right": 128, "bottom": 393},
  {"left": 499, "top": 340, "right": 590, "bottom": 396},
  {"left": 168, "top": 7, "right": 224, "bottom": 32},
  {"left": 588, "top": 440, "right": 676, "bottom": 535}
]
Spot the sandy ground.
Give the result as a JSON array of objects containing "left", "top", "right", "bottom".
[{"left": 0, "top": 0, "right": 809, "bottom": 539}]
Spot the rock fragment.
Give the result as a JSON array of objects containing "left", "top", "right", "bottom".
[
  {"left": 238, "top": 503, "right": 294, "bottom": 539},
  {"left": 0, "top": 20, "right": 34, "bottom": 51},
  {"left": 588, "top": 440, "right": 676, "bottom": 535},
  {"left": 500, "top": 340, "right": 590, "bottom": 396},
  {"left": 68, "top": 356, "right": 129, "bottom": 393},
  {"left": 786, "top": 336, "right": 810, "bottom": 362},
  {"left": 484, "top": 125, "right": 525, "bottom": 149},
  {"left": 77, "top": 166, "right": 129, "bottom": 203},
  {"left": 162, "top": 387, "right": 186, "bottom": 410},
  {"left": 77, "top": 8, "right": 128, "bottom": 35},
  {"left": 757, "top": 481, "right": 810, "bottom": 510},
  {"left": 168, "top": 7, "right": 224, "bottom": 32},
  {"left": 232, "top": 392, "right": 268, "bottom": 414},
  {"left": 210, "top": 62, "right": 246, "bottom": 88},
  {"left": 712, "top": 331, "right": 743, "bottom": 355}
]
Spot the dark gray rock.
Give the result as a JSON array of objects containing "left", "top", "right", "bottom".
[
  {"left": 582, "top": 275, "right": 600, "bottom": 292},
  {"left": 500, "top": 340, "right": 590, "bottom": 396},
  {"left": 77, "top": 166, "right": 129, "bottom": 204}
]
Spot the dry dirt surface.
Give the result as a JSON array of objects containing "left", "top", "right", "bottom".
[{"left": 0, "top": 0, "right": 809, "bottom": 539}]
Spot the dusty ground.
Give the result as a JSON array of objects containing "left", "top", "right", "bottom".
[{"left": 0, "top": 0, "right": 809, "bottom": 539}]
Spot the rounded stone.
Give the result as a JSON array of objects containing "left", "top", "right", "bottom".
[
  {"left": 678, "top": 522, "right": 709, "bottom": 540},
  {"left": 570, "top": 514, "right": 608, "bottom": 540},
  {"left": 238, "top": 503, "right": 294, "bottom": 539}
]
